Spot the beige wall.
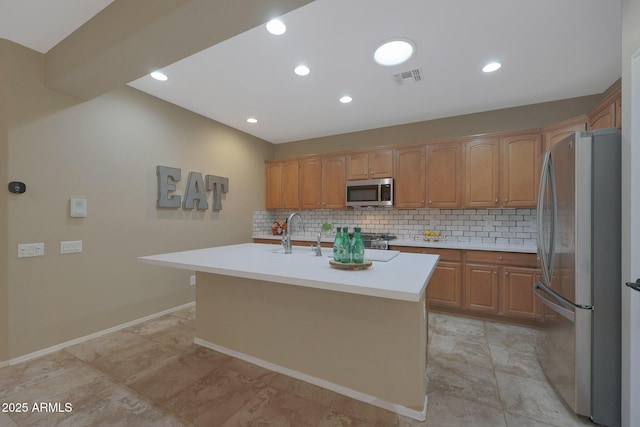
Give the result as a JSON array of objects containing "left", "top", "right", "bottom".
[
  {"left": 3, "top": 41, "right": 273, "bottom": 360},
  {"left": 0, "top": 41, "right": 9, "bottom": 361},
  {"left": 274, "top": 94, "right": 602, "bottom": 158}
]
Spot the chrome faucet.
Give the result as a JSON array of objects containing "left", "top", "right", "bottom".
[{"left": 282, "top": 212, "right": 305, "bottom": 254}]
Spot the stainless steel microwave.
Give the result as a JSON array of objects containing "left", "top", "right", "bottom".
[{"left": 345, "top": 178, "right": 394, "bottom": 207}]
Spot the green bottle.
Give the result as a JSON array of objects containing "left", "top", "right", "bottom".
[
  {"left": 352, "top": 227, "right": 365, "bottom": 264},
  {"left": 340, "top": 227, "right": 351, "bottom": 263},
  {"left": 333, "top": 227, "right": 342, "bottom": 261}
]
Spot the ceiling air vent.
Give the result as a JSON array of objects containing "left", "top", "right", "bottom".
[{"left": 394, "top": 68, "right": 422, "bottom": 85}]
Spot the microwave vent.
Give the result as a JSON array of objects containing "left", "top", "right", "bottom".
[{"left": 394, "top": 68, "right": 422, "bottom": 85}]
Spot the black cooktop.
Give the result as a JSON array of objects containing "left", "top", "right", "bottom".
[{"left": 359, "top": 233, "right": 396, "bottom": 241}]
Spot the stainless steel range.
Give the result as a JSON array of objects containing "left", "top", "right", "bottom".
[{"left": 359, "top": 233, "right": 396, "bottom": 250}]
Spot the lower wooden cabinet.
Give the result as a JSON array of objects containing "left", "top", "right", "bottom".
[
  {"left": 391, "top": 246, "right": 464, "bottom": 309},
  {"left": 391, "top": 245, "right": 541, "bottom": 324},
  {"left": 429, "top": 261, "right": 463, "bottom": 308},
  {"left": 464, "top": 251, "right": 539, "bottom": 319},
  {"left": 464, "top": 263, "right": 499, "bottom": 313},
  {"left": 502, "top": 266, "right": 538, "bottom": 319}
]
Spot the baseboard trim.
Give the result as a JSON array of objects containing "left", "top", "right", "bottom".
[
  {"left": 194, "top": 337, "right": 428, "bottom": 421},
  {"left": 4, "top": 301, "right": 195, "bottom": 366}
]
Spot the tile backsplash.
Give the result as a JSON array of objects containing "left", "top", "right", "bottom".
[{"left": 253, "top": 208, "right": 536, "bottom": 246}]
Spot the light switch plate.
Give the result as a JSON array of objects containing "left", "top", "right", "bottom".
[
  {"left": 18, "top": 243, "right": 44, "bottom": 258},
  {"left": 61, "top": 240, "right": 83, "bottom": 254},
  {"left": 70, "top": 198, "right": 87, "bottom": 217}
]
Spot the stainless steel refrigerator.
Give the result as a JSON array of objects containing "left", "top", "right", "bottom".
[{"left": 534, "top": 128, "right": 621, "bottom": 426}]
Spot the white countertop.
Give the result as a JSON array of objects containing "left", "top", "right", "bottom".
[
  {"left": 139, "top": 243, "right": 438, "bottom": 302},
  {"left": 252, "top": 234, "right": 537, "bottom": 254}
]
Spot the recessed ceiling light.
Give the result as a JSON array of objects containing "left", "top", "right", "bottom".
[
  {"left": 482, "top": 62, "right": 502, "bottom": 73},
  {"left": 266, "top": 19, "right": 286, "bottom": 35},
  {"left": 247, "top": 118, "right": 258, "bottom": 124},
  {"left": 150, "top": 71, "right": 168, "bottom": 81},
  {"left": 374, "top": 39, "right": 415, "bottom": 66},
  {"left": 339, "top": 95, "right": 352, "bottom": 104},
  {"left": 294, "top": 65, "right": 310, "bottom": 76}
]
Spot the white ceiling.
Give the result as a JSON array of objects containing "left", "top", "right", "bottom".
[
  {"left": 2, "top": 0, "right": 621, "bottom": 144},
  {"left": 0, "top": 0, "right": 113, "bottom": 54}
]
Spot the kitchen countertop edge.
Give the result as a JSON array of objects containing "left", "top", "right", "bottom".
[
  {"left": 252, "top": 234, "right": 537, "bottom": 254},
  {"left": 140, "top": 243, "right": 438, "bottom": 302}
]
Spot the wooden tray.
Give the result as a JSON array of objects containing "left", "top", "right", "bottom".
[{"left": 329, "top": 259, "right": 372, "bottom": 270}]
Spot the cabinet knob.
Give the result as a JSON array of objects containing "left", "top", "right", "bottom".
[
  {"left": 494, "top": 198, "right": 499, "bottom": 203},
  {"left": 504, "top": 198, "right": 509, "bottom": 202},
  {"left": 499, "top": 256, "right": 503, "bottom": 261},
  {"left": 505, "top": 272, "right": 510, "bottom": 276},
  {"left": 429, "top": 200, "right": 433, "bottom": 204},
  {"left": 493, "top": 271, "right": 498, "bottom": 275}
]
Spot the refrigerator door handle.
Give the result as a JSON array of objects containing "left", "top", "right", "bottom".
[
  {"left": 626, "top": 279, "right": 640, "bottom": 292},
  {"left": 533, "top": 282, "right": 593, "bottom": 322},
  {"left": 537, "top": 151, "right": 553, "bottom": 285}
]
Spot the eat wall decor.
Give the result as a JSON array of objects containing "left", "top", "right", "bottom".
[{"left": 156, "top": 165, "right": 229, "bottom": 210}]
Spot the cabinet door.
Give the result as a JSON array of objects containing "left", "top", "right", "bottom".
[
  {"left": 346, "top": 152, "right": 369, "bottom": 180},
  {"left": 427, "top": 261, "right": 462, "bottom": 308},
  {"left": 347, "top": 149, "right": 394, "bottom": 180},
  {"left": 299, "top": 156, "right": 323, "bottom": 209},
  {"left": 589, "top": 102, "right": 616, "bottom": 130},
  {"left": 265, "top": 162, "right": 282, "bottom": 209},
  {"left": 502, "top": 266, "right": 538, "bottom": 319},
  {"left": 501, "top": 134, "right": 541, "bottom": 208},
  {"left": 321, "top": 154, "right": 346, "bottom": 209},
  {"left": 369, "top": 149, "right": 394, "bottom": 178},
  {"left": 464, "top": 263, "right": 499, "bottom": 313},
  {"left": 281, "top": 160, "right": 299, "bottom": 209},
  {"left": 427, "top": 142, "right": 462, "bottom": 208},
  {"left": 464, "top": 139, "right": 499, "bottom": 207},
  {"left": 394, "top": 146, "right": 426, "bottom": 208},
  {"left": 265, "top": 162, "right": 283, "bottom": 209},
  {"left": 543, "top": 117, "right": 587, "bottom": 151}
]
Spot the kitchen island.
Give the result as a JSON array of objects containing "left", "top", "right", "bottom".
[{"left": 139, "top": 243, "right": 438, "bottom": 420}]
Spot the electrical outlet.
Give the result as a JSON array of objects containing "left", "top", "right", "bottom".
[
  {"left": 18, "top": 243, "right": 44, "bottom": 258},
  {"left": 190, "top": 275, "right": 196, "bottom": 286},
  {"left": 61, "top": 240, "right": 83, "bottom": 254}
]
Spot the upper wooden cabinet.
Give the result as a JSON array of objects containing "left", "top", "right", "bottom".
[
  {"left": 463, "top": 134, "right": 541, "bottom": 208},
  {"left": 266, "top": 129, "right": 547, "bottom": 210},
  {"left": 394, "top": 141, "right": 463, "bottom": 209},
  {"left": 299, "top": 156, "right": 322, "bottom": 209},
  {"left": 322, "top": 154, "right": 347, "bottom": 209},
  {"left": 265, "top": 160, "right": 299, "bottom": 210},
  {"left": 464, "top": 138, "right": 500, "bottom": 207},
  {"left": 588, "top": 87, "right": 621, "bottom": 131},
  {"left": 427, "top": 142, "right": 463, "bottom": 208},
  {"left": 394, "top": 145, "right": 426, "bottom": 208},
  {"left": 501, "top": 133, "right": 542, "bottom": 208},
  {"left": 299, "top": 154, "right": 346, "bottom": 210},
  {"left": 347, "top": 149, "right": 394, "bottom": 180},
  {"left": 543, "top": 116, "right": 587, "bottom": 151}
]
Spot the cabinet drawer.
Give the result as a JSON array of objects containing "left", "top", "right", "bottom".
[
  {"left": 390, "top": 246, "right": 462, "bottom": 262},
  {"left": 465, "top": 250, "right": 537, "bottom": 267}
]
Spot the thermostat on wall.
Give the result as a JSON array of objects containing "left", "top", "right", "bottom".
[{"left": 70, "top": 198, "right": 87, "bottom": 217}]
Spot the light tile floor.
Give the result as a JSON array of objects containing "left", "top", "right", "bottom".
[{"left": 0, "top": 306, "right": 595, "bottom": 426}]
